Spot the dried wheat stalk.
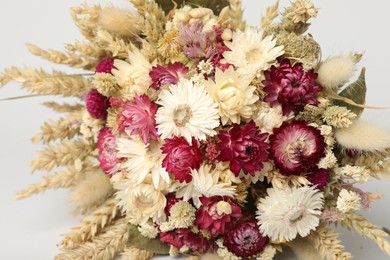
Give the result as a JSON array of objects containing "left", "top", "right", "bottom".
[
  {"left": 61, "top": 198, "right": 119, "bottom": 248},
  {"left": 120, "top": 247, "right": 154, "bottom": 260},
  {"left": 309, "top": 224, "right": 352, "bottom": 260},
  {"left": 30, "top": 139, "right": 93, "bottom": 172},
  {"left": 56, "top": 218, "right": 128, "bottom": 260},
  {"left": 14, "top": 166, "right": 84, "bottom": 200},
  {"left": 43, "top": 101, "right": 84, "bottom": 113},
  {"left": 228, "top": 0, "right": 245, "bottom": 30},
  {"left": 341, "top": 212, "right": 390, "bottom": 256},
  {"left": 94, "top": 29, "right": 134, "bottom": 59},
  {"left": 261, "top": 0, "right": 279, "bottom": 29},
  {"left": 71, "top": 3, "right": 102, "bottom": 41}
]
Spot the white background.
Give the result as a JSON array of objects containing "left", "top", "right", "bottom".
[{"left": 0, "top": 0, "right": 389, "bottom": 259}]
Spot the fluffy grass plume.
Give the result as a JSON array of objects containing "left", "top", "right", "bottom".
[
  {"left": 70, "top": 171, "right": 113, "bottom": 214},
  {"left": 335, "top": 119, "right": 390, "bottom": 152},
  {"left": 317, "top": 54, "right": 360, "bottom": 91},
  {"left": 99, "top": 7, "right": 144, "bottom": 38}
]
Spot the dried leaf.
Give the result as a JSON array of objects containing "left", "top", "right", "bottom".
[
  {"left": 127, "top": 224, "right": 169, "bottom": 255},
  {"left": 335, "top": 68, "right": 367, "bottom": 117},
  {"left": 155, "top": 0, "right": 229, "bottom": 15}
]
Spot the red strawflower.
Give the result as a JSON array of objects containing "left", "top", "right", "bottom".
[
  {"left": 160, "top": 229, "right": 211, "bottom": 254},
  {"left": 217, "top": 121, "right": 269, "bottom": 176},
  {"left": 86, "top": 89, "right": 109, "bottom": 119},
  {"left": 195, "top": 196, "right": 243, "bottom": 236},
  {"left": 149, "top": 62, "right": 189, "bottom": 90},
  {"left": 308, "top": 168, "right": 329, "bottom": 189},
  {"left": 122, "top": 95, "right": 158, "bottom": 144},
  {"left": 224, "top": 219, "right": 269, "bottom": 257},
  {"left": 97, "top": 128, "right": 120, "bottom": 174},
  {"left": 161, "top": 137, "right": 203, "bottom": 183},
  {"left": 95, "top": 58, "right": 114, "bottom": 73},
  {"left": 263, "top": 59, "right": 322, "bottom": 115},
  {"left": 164, "top": 193, "right": 182, "bottom": 217},
  {"left": 270, "top": 121, "right": 326, "bottom": 176}
]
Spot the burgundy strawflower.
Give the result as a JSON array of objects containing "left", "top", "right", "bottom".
[
  {"left": 86, "top": 89, "right": 109, "bottom": 119},
  {"left": 308, "top": 168, "right": 329, "bottom": 189},
  {"left": 160, "top": 229, "right": 211, "bottom": 254},
  {"left": 270, "top": 121, "right": 326, "bottom": 176},
  {"left": 97, "top": 128, "right": 120, "bottom": 174},
  {"left": 263, "top": 59, "right": 323, "bottom": 115},
  {"left": 217, "top": 121, "right": 269, "bottom": 176},
  {"left": 161, "top": 137, "right": 203, "bottom": 183},
  {"left": 164, "top": 193, "right": 182, "bottom": 217},
  {"left": 122, "top": 95, "right": 158, "bottom": 144},
  {"left": 203, "top": 137, "right": 220, "bottom": 164},
  {"left": 149, "top": 62, "right": 189, "bottom": 90},
  {"left": 95, "top": 58, "right": 114, "bottom": 73},
  {"left": 195, "top": 196, "right": 243, "bottom": 236},
  {"left": 224, "top": 219, "right": 269, "bottom": 257}
]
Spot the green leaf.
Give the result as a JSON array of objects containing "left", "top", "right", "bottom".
[
  {"left": 155, "top": 0, "right": 229, "bottom": 15},
  {"left": 334, "top": 67, "right": 367, "bottom": 117},
  {"left": 127, "top": 224, "right": 170, "bottom": 255}
]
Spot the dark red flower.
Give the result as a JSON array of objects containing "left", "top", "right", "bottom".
[
  {"left": 149, "top": 62, "right": 189, "bottom": 90},
  {"left": 224, "top": 219, "right": 269, "bottom": 257},
  {"left": 308, "top": 168, "right": 329, "bottom": 189},
  {"left": 86, "top": 89, "right": 109, "bottom": 119},
  {"left": 195, "top": 196, "right": 243, "bottom": 236},
  {"left": 270, "top": 121, "right": 326, "bottom": 176},
  {"left": 160, "top": 229, "right": 211, "bottom": 254},
  {"left": 122, "top": 95, "right": 158, "bottom": 144},
  {"left": 95, "top": 58, "right": 114, "bottom": 73},
  {"left": 164, "top": 193, "right": 182, "bottom": 217},
  {"left": 97, "top": 128, "right": 119, "bottom": 174},
  {"left": 161, "top": 137, "right": 203, "bottom": 183},
  {"left": 263, "top": 59, "right": 322, "bottom": 115},
  {"left": 217, "top": 121, "right": 269, "bottom": 176}
]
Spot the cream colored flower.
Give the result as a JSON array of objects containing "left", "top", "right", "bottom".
[
  {"left": 116, "top": 136, "right": 170, "bottom": 190},
  {"left": 156, "top": 79, "right": 220, "bottom": 142},
  {"left": 317, "top": 151, "right": 338, "bottom": 169},
  {"left": 223, "top": 26, "right": 284, "bottom": 79},
  {"left": 257, "top": 186, "right": 324, "bottom": 242},
  {"left": 256, "top": 245, "right": 277, "bottom": 260},
  {"left": 336, "top": 189, "right": 361, "bottom": 213},
  {"left": 254, "top": 104, "right": 289, "bottom": 133},
  {"left": 176, "top": 164, "right": 236, "bottom": 208},
  {"left": 80, "top": 111, "right": 104, "bottom": 142},
  {"left": 114, "top": 179, "right": 166, "bottom": 224},
  {"left": 112, "top": 48, "right": 152, "bottom": 100},
  {"left": 322, "top": 106, "right": 356, "bottom": 128},
  {"left": 138, "top": 222, "right": 159, "bottom": 239},
  {"left": 198, "top": 60, "right": 214, "bottom": 75},
  {"left": 167, "top": 5, "right": 217, "bottom": 33},
  {"left": 285, "top": 0, "right": 318, "bottom": 24},
  {"left": 205, "top": 67, "right": 258, "bottom": 125},
  {"left": 339, "top": 165, "right": 370, "bottom": 183},
  {"left": 160, "top": 201, "right": 196, "bottom": 232}
]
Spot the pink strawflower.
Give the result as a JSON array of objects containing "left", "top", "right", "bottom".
[
  {"left": 164, "top": 193, "right": 183, "bottom": 217},
  {"left": 97, "top": 128, "right": 120, "bottom": 174},
  {"left": 122, "top": 95, "right": 158, "bottom": 144},
  {"left": 161, "top": 137, "right": 203, "bottom": 183},
  {"left": 195, "top": 196, "right": 243, "bottom": 236},
  {"left": 160, "top": 229, "right": 211, "bottom": 254},
  {"left": 321, "top": 209, "right": 341, "bottom": 223},
  {"left": 217, "top": 121, "right": 269, "bottom": 176},
  {"left": 149, "top": 62, "right": 189, "bottom": 90},
  {"left": 224, "top": 219, "right": 269, "bottom": 258},
  {"left": 86, "top": 89, "right": 109, "bottom": 119},
  {"left": 95, "top": 58, "right": 114, "bottom": 73},
  {"left": 210, "top": 26, "right": 233, "bottom": 72},
  {"left": 263, "top": 59, "right": 322, "bottom": 115},
  {"left": 270, "top": 121, "right": 326, "bottom": 176},
  {"left": 308, "top": 168, "right": 329, "bottom": 189}
]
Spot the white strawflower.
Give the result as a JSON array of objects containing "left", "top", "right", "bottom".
[
  {"left": 205, "top": 67, "right": 259, "bottom": 125},
  {"left": 198, "top": 60, "right": 214, "bottom": 75},
  {"left": 254, "top": 104, "right": 289, "bottom": 133},
  {"left": 112, "top": 48, "right": 152, "bottom": 100},
  {"left": 160, "top": 201, "right": 196, "bottom": 232},
  {"left": 114, "top": 179, "right": 166, "bottom": 224},
  {"left": 256, "top": 186, "right": 324, "bottom": 242},
  {"left": 156, "top": 79, "right": 220, "bottom": 142},
  {"left": 116, "top": 136, "right": 170, "bottom": 190},
  {"left": 336, "top": 189, "right": 361, "bottom": 213},
  {"left": 176, "top": 164, "right": 236, "bottom": 208},
  {"left": 223, "top": 26, "right": 284, "bottom": 79},
  {"left": 317, "top": 151, "right": 338, "bottom": 169}
]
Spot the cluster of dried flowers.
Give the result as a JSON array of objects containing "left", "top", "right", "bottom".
[{"left": 2, "top": 0, "right": 390, "bottom": 259}]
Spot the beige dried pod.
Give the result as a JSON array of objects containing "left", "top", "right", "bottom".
[
  {"left": 335, "top": 119, "right": 390, "bottom": 152},
  {"left": 70, "top": 170, "right": 113, "bottom": 214},
  {"left": 99, "top": 7, "right": 144, "bottom": 38},
  {"left": 317, "top": 54, "right": 361, "bottom": 91}
]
